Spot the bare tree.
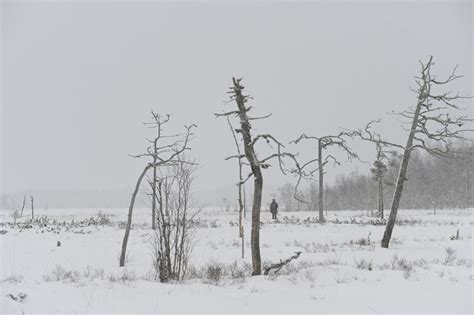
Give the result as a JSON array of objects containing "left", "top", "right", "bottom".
[
  {"left": 381, "top": 56, "right": 473, "bottom": 248},
  {"left": 292, "top": 132, "right": 358, "bottom": 222},
  {"left": 216, "top": 77, "right": 302, "bottom": 275},
  {"left": 136, "top": 112, "right": 175, "bottom": 230},
  {"left": 351, "top": 119, "right": 404, "bottom": 219},
  {"left": 119, "top": 113, "right": 196, "bottom": 267},
  {"left": 151, "top": 157, "right": 198, "bottom": 282}
]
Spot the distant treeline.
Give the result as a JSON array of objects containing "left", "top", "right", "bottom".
[{"left": 278, "top": 143, "right": 474, "bottom": 211}]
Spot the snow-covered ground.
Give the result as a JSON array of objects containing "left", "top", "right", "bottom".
[{"left": 1, "top": 207, "right": 472, "bottom": 313}]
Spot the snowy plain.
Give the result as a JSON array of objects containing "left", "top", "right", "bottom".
[{"left": 1, "top": 207, "right": 472, "bottom": 314}]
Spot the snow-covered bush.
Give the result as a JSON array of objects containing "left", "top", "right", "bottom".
[
  {"left": 354, "top": 258, "right": 373, "bottom": 270},
  {"left": 0, "top": 274, "right": 24, "bottom": 284},
  {"left": 443, "top": 247, "right": 457, "bottom": 266},
  {"left": 206, "top": 262, "right": 224, "bottom": 284}
]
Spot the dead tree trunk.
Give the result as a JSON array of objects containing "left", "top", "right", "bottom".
[
  {"left": 317, "top": 139, "right": 324, "bottom": 221},
  {"left": 217, "top": 78, "right": 301, "bottom": 275},
  {"left": 151, "top": 146, "right": 157, "bottom": 230},
  {"left": 30, "top": 196, "right": 34, "bottom": 220},
  {"left": 381, "top": 56, "right": 472, "bottom": 248},
  {"left": 381, "top": 58, "right": 430, "bottom": 248},
  {"left": 293, "top": 132, "right": 358, "bottom": 221},
  {"left": 19, "top": 195, "right": 26, "bottom": 218},
  {"left": 378, "top": 177, "right": 384, "bottom": 219},
  {"left": 231, "top": 78, "right": 264, "bottom": 275},
  {"left": 381, "top": 137, "right": 417, "bottom": 248},
  {"left": 120, "top": 164, "right": 151, "bottom": 266}
]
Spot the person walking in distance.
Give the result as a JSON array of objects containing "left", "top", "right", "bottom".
[{"left": 270, "top": 199, "right": 279, "bottom": 220}]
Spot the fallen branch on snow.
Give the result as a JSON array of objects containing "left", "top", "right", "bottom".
[{"left": 263, "top": 251, "right": 302, "bottom": 275}]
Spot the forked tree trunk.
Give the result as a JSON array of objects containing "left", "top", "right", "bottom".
[
  {"left": 120, "top": 165, "right": 151, "bottom": 266},
  {"left": 318, "top": 139, "right": 324, "bottom": 222},
  {"left": 381, "top": 83, "right": 424, "bottom": 248}
]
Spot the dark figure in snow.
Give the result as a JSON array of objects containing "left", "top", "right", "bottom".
[{"left": 270, "top": 199, "right": 279, "bottom": 220}]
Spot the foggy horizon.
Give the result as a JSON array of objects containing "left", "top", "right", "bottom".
[{"left": 2, "top": 1, "right": 472, "bottom": 207}]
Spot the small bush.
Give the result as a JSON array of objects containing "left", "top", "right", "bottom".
[
  {"left": 96, "top": 211, "right": 111, "bottom": 225},
  {"left": 229, "top": 261, "right": 251, "bottom": 279},
  {"left": 354, "top": 258, "right": 373, "bottom": 270},
  {"left": 206, "top": 262, "right": 224, "bottom": 284},
  {"left": 334, "top": 272, "right": 349, "bottom": 284},
  {"left": 108, "top": 269, "right": 137, "bottom": 283},
  {"left": 43, "top": 265, "right": 105, "bottom": 283},
  {"left": 387, "top": 255, "right": 425, "bottom": 279},
  {"left": 43, "top": 265, "right": 81, "bottom": 283},
  {"left": 351, "top": 234, "right": 371, "bottom": 246},
  {"left": 10, "top": 210, "right": 20, "bottom": 224},
  {"left": 444, "top": 247, "right": 456, "bottom": 266},
  {"left": 0, "top": 274, "right": 24, "bottom": 284}
]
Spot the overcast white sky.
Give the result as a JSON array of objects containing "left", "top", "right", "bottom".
[{"left": 1, "top": 0, "right": 472, "bottom": 205}]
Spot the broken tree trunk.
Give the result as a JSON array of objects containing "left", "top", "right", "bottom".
[{"left": 233, "top": 78, "right": 263, "bottom": 275}]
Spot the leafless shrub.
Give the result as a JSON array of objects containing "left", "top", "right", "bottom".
[
  {"left": 206, "top": 262, "right": 224, "bottom": 284},
  {"left": 108, "top": 269, "right": 137, "bottom": 283},
  {"left": 303, "top": 242, "right": 332, "bottom": 253},
  {"left": 0, "top": 274, "right": 24, "bottom": 284},
  {"left": 10, "top": 210, "right": 20, "bottom": 225},
  {"left": 118, "top": 221, "right": 127, "bottom": 229},
  {"left": 43, "top": 265, "right": 81, "bottom": 283},
  {"left": 334, "top": 272, "right": 349, "bottom": 284},
  {"left": 43, "top": 265, "right": 105, "bottom": 283},
  {"left": 302, "top": 269, "right": 317, "bottom": 283},
  {"left": 150, "top": 159, "right": 198, "bottom": 283},
  {"left": 95, "top": 211, "right": 112, "bottom": 225},
  {"left": 82, "top": 266, "right": 105, "bottom": 280},
  {"left": 386, "top": 255, "right": 427, "bottom": 278},
  {"left": 354, "top": 258, "right": 373, "bottom": 270},
  {"left": 229, "top": 261, "right": 252, "bottom": 279},
  {"left": 183, "top": 265, "right": 203, "bottom": 279},
  {"left": 351, "top": 237, "right": 370, "bottom": 246},
  {"left": 444, "top": 247, "right": 457, "bottom": 266}
]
